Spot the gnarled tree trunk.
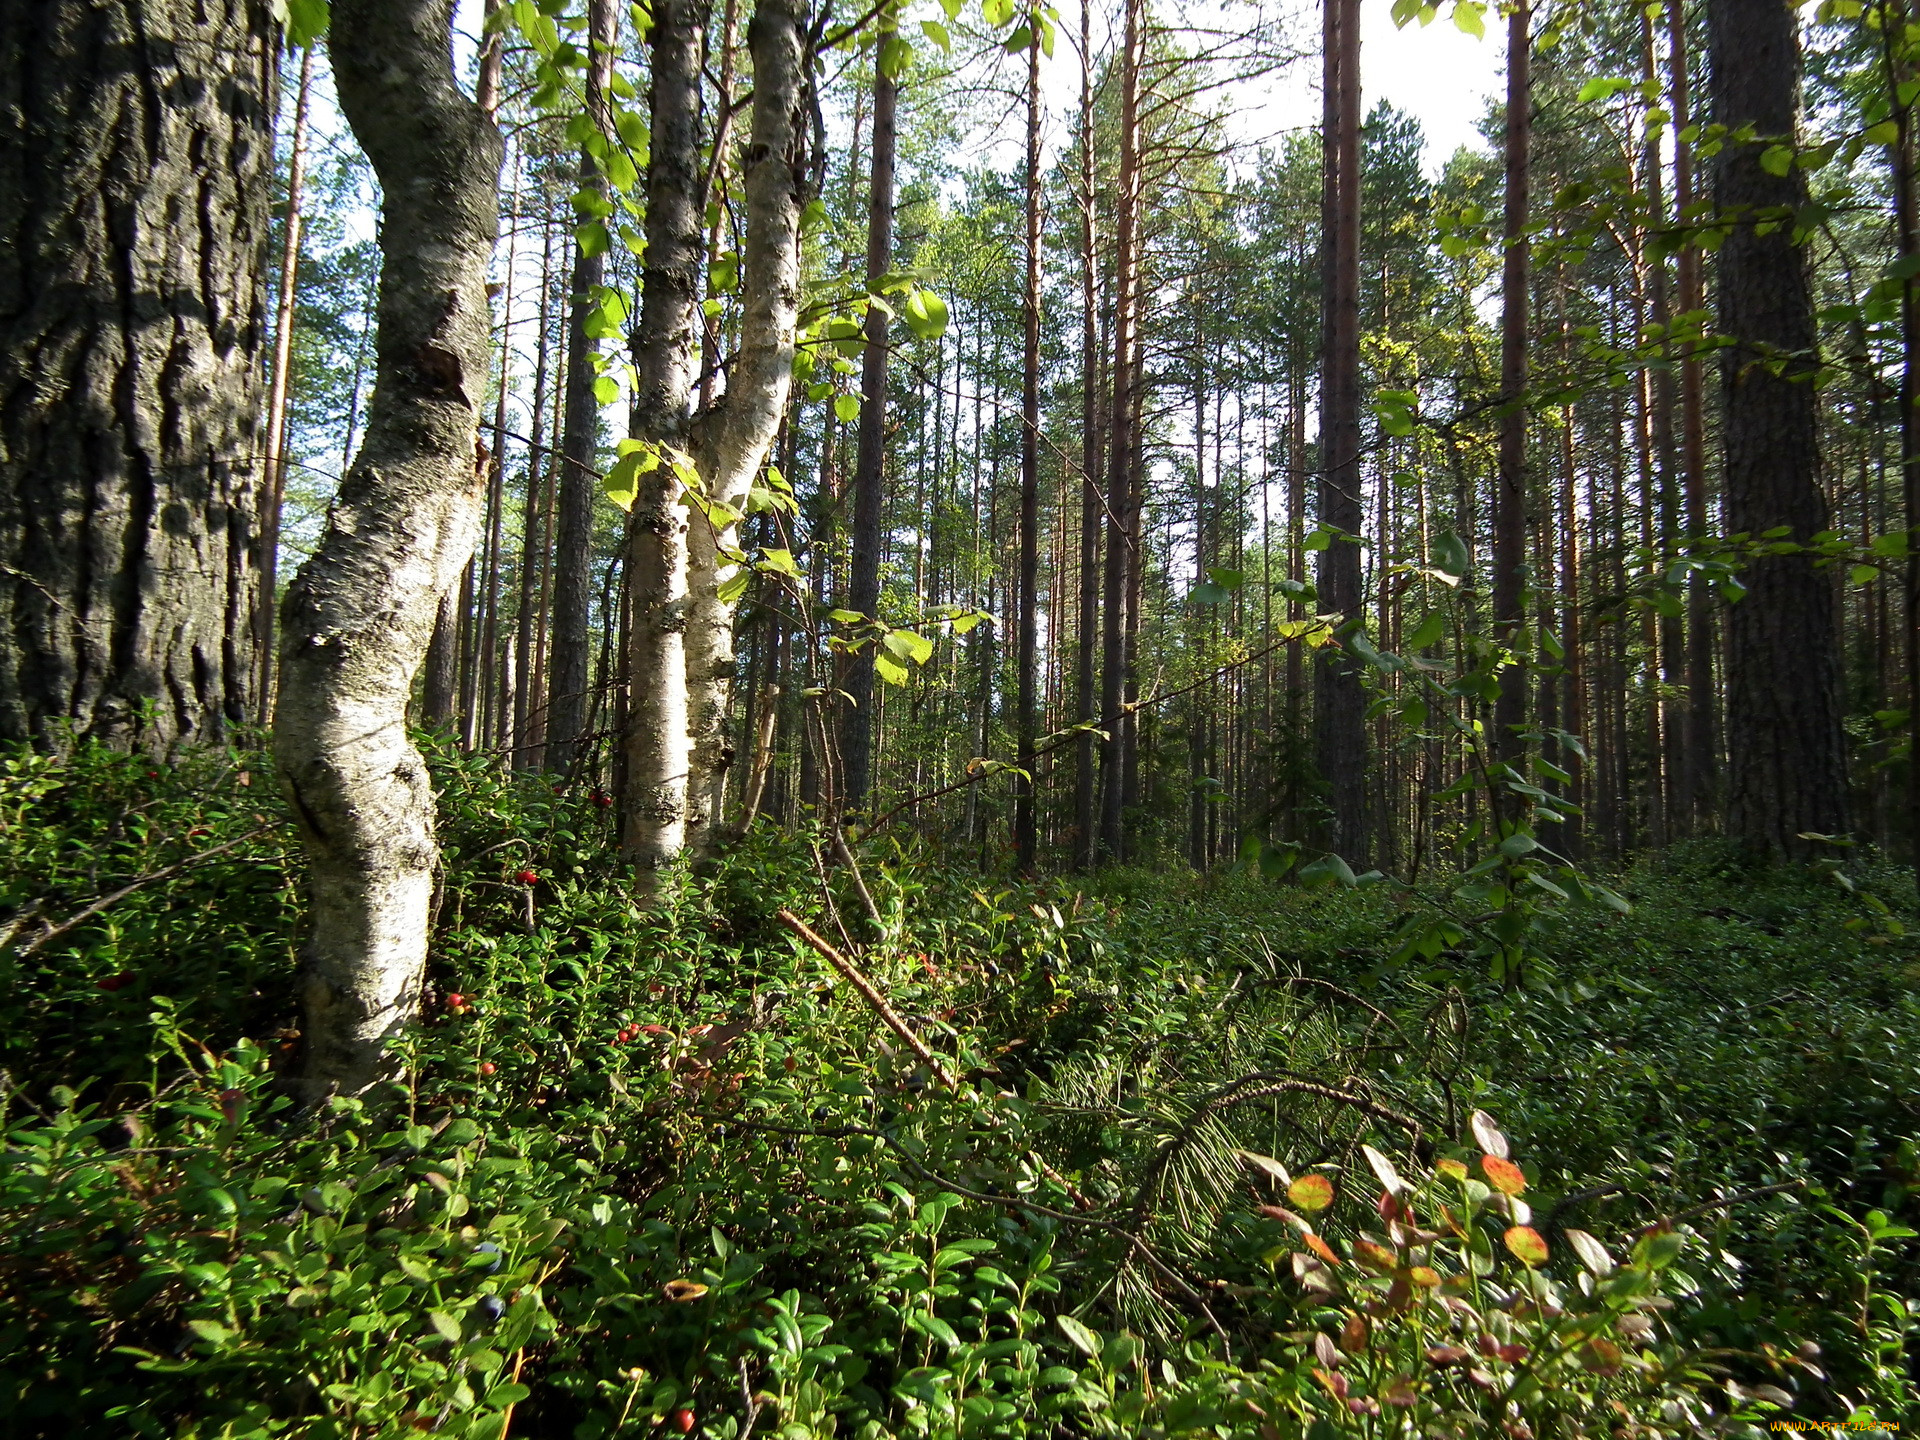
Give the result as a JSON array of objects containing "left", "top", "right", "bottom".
[
  {"left": 0, "top": 0, "right": 275, "bottom": 751},
  {"left": 274, "top": 0, "right": 503, "bottom": 1100}
]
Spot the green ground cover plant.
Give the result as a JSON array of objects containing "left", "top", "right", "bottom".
[{"left": 0, "top": 743, "right": 1915, "bottom": 1437}]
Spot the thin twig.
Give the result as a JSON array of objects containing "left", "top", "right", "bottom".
[
  {"left": 15, "top": 824, "right": 278, "bottom": 959},
  {"left": 775, "top": 908, "right": 956, "bottom": 1088}
]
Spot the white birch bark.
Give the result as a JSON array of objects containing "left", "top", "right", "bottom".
[
  {"left": 684, "top": 0, "right": 808, "bottom": 852},
  {"left": 274, "top": 0, "right": 503, "bottom": 1100}
]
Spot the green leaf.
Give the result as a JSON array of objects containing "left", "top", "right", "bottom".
[
  {"left": 1190, "top": 582, "right": 1231, "bottom": 606},
  {"left": 428, "top": 1309, "right": 463, "bottom": 1345},
  {"left": 874, "top": 652, "right": 910, "bottom": 686},
  {"left": 1850, "top": 564, "right": 1880, "bottom": 585},
  {"left": 982, "top": 0, "right": 1016, "bottom": 25},
  {"left": 1431, "top": 529, "right": 1471, "bottom": 582},
  {"left": 1005, "top": 22, "right": 1033, "bottom": 50},
  {"left": 1865, "top": 119, "right": 1901, "bottom": 147},
  {"left": 576, "top": 219, "right": 611, "bottom": 259},
  {"left": 879, "top": 34, "right": 913, "bottom": 78},
  {"left": 834, "top": 393, "right": 862, "bottom": 424},
  {"left": 756, "top": 547, "right": 802, "bottom": 578},
  {"left": 1206, "top": 566, "right": 1245, "bottom": 590},
  {"left": 904, "top": 288, "right": 950, "bottom": 340},
  {"left": 1577, "top": 76, "right": 1634, "bottom": 104},
  {"left": 1451, "top": 0, "right": 1484, "bottom": 39},
  {"left": 1055, "top": 1314, "right": 1102, "bottom": 1358},
  {"left": 882, "top": 629, "right": 935, "bottom": 665},
  {"left": 1404, "top": 610, "right": 1446, "bottom": 651},
  {"left": 281, "top": 0, "right": 330, "bottom": 48},
  {"left": 1759, "top": 144, "right": 1794, "bottom": 176},
  {"left": 920, "top": 19, "right": 952, "bottom": 52}
]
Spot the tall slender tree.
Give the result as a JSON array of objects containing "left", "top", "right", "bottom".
[
  {"left": 841, "top": 4, "right": 901, "bottom": 814},
  {"left": 1315, "top": 0, "right": 1368, "bottom": 862},
  {"left": 547, "top": 0, "right": 619, "bottom": 776},
  {"left": 1492, "top": 0, "right": 1531, "bottom": 773},
  {"left": 1707, "top": 0, "right": 1850, "bottom": 852},
  {"left": 1014, "top": 20, "right": 1043, "bottom": 872}
]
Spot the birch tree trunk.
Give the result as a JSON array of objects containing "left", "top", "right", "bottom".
[
  {"left": 683, "top": 0, "right": 809, "bottom": 853},
  {"left": 0, "top": 0, "right": 275, "bottom": 751},
  {"left": 622, "top": 0, "right": 707, "bottom": 889},
  {"left": 274, "top": 0, "right": 503, "bottom": 1100}
]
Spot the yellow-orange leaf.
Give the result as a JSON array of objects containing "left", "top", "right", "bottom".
[
  {"left": 1503, "top": 1225, "right": 1550, "bottom": 1267},
  {"left": 1481, "top": 1155, "right": 1527, "bottom": 1196},
  {"left": 1435, "top": 1157, "right": 1469, "bottom": 1181},
  {"left": 1288, "top": 1173, "right": 1336, "bottom": 1212},
  {"left": 1304, "top": 1233, "right": 1342, "bottom": 1267}
]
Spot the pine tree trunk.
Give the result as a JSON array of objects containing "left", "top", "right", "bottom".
[
  {"left": 546, "top": 0, "right": 617, "bottom": 776},
  {"left": 274, "top": 0, "right": 502, "bottom": 1100},
  {"left": 1314, "top": 0, "right": 1368, "bottom": 863},
  {"left": 1098, "top": 0, "right": 1142, "bottom": 863},
  {"left": 1670, "top": 0, "right": 1718, "bottom": 830},
  {"left": 0, "top": 0, "right": 275, "bottom": 751},
  {"left": 257, "top": 44, "right": 316, "bottom": 726},
  {"left": 1707, "top": 0, "right": 1849, "bottom": 852},
  {"left": 840, "top": 6, "right": 899, "bottom": 815},
  {"left": 1014, "top": 30, "right": 1042, "bottom": 873},
  {"left": 1492, "top": 0, "right": 1530, "bottom": 775},
  {"left": 1073, "top": 0, "right": 1103, "bottom": 871}
]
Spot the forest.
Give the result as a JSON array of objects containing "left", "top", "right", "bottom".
[{"left": 1, "top": 0, "right": 1918, "bottom": 1433}]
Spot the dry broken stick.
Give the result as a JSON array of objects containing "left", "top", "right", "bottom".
[
  {"left": 12, "top": 824, "right": 278, "bottom": 959},
  {"left": 774, "top": 906, "right": 956, "bottom": 1089}
]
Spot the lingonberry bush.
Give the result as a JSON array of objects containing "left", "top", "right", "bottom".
[{"left": 0, "top": 745, "right": 1914, "bottom": 1437}]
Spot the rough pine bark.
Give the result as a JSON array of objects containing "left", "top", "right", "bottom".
[
  {"left": 1098, "top": 0, "right": 1141, "bottom": 863},
  {"left": 274, "top": 0, "right": 503, "bottom": 1100},
  {"left": 839, "top": 3, "right": 899, "bottom": 814},
  {"left": 1073, "top": 0, "right": 1103, "bottom": 871},
  {"left": 1014, "top": 28, "right": 1042, "bottom": 873},
  {"left": 1492, "top": 0, "right": 1530, "bottom": 774},
  {"left": 683, "top": 0, "right": 809, "bottom": 853},
  {"left": 1314, "top": 0, "right": 1368, "bottom": 863},
  {"left": 544, "top": 0, "right": 617, "bottom": 776},
  {"left": 1707, "top": 0, "right": 1849, "bottom": 852},
  {"left": 0, "top": 0, "right": 276, "bottom": 750}
]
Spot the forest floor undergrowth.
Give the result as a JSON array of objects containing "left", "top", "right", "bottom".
[{"left": 1, "top": 743, "right": 1916, "bottom": 1438}]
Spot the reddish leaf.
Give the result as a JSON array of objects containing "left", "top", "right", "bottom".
[
  {"left": 1405, "top": 1265, "right": 1442, "bottom": 1288},
  {"left": 1353, "top": 1239, "right": 1400, "bottom": 1273},
  {"left": 1342, "top": 1311, "right": 1370, "bottom": 1354},
  {"left": 1304, "top": 1233, "right": 1342, "bottom": 1267}
]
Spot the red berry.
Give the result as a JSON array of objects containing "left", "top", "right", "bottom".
[
  {"left": 446, "top": 993, "right": 465, "bottom": 1008},
  {"left": 515, "top": 870, "right": 539, "bottom": 886},
  {"left": 95, "top": 973, "right": 134, "bottom": 993},
  {"left": 672, "top": 1410, "right": 695, "bottom": 1434},
  {"left": 478, "top": 1061, "right": 496, "bottom": 1076}
]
